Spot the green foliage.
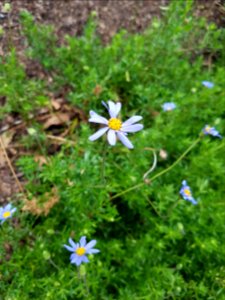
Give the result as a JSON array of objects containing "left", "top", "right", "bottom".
[
  {"left": 0, "top": 49, "right": 48, "bottom": 119},
  {"left": 1, "top": 0, "right": 225, "bottom": 299}
]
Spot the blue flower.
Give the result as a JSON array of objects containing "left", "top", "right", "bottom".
[
  {"left": 202, "top": 125, "right": 222, "bottom": 138},
  {"left": 179, "top": 180, "right": 197, "bottom": 205},
  {"left": 162, "top": 102, "right": 176, "bottom": 112},
  {"left": 64, "top": 236, "right": 100, "bottom": 266},
  {"left": 0, "top": 203, "right": 17, "bottom": 224},
  {"left": 202, "top": 81, "right": 214, "bottom": 88}
]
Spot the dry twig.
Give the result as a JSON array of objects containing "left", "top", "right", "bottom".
[{"left": 0, "top": 135, "right": 24, "bottom": 194}]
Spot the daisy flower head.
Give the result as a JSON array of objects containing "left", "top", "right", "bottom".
[
  {"left": 162, "top": 102, "right": 176, "bottom": 112},
  {"left": 64, "top": 236, "right": 100, "bottom": 266},
  {"left": 0, "top": 203, "right": 17, "bottom": 224},
  {"left": 202, "top": 81, "right": 214, "bottom": 88},
  {"left": 180, "top": 180, "right": 197, "bottom": 205},
  {"left": 88, "top": 100, "right": 143, "bottom": 149},
  {"left": 202, "top": 125, "right": 222, "bottom": 138}
]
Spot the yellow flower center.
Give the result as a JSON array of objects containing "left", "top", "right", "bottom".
[
  {"left": 3, "top": 211, "right": 11, "bottom": 218},
  {"left": 76, "top": 247, "right": 86, "bottom": 256},
  {"left": 108, "top": 118, "right": 122, "bottom": 131},
  {"left": 205, "top": 126, "right": 211, "bottom": 132},
  {"left": 184, "top": 189, "right": 191, "bottom": 196}
]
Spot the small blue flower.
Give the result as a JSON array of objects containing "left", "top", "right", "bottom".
[
  {"left": 162, "top": 102, "right": 176, "bottom": 112},
  {"left": 0, "top": 203, "right": 17, "bottom": 224},
  {"left": 202, "top": 125, "right": 222, "bottom": 138},
  {"left": 202, "top": 81, "right": 214, "bottom": 88},
  {"left": 180, "top": 180, "right": 197, "bottom": 205},
  {"left": 64, "top": 236, "right": 100, "bottom": 266}
]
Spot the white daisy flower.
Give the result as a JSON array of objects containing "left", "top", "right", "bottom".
[{"left": 89, "top": 101, "right": 143, "bottom": 149}]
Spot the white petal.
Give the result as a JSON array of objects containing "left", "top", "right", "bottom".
[
  {"left": 122, "top": 116, "right": 143, "bottom": 126},
  {"left": 89, "top": 127, "right": 108, "bottom": 141},
  {"left": 107, "top": 101, "right": 116, "bottom": 118},
  {"left": 89, "top": 111, "right": 108, "bottom": 125},
  {"left": 107, "top": 129, "right": 116, "bottom": 146},
  {"left": 114, "top": 102, "right": 121, "bottom": 117},
  {"left": 117, "top": 132, "right": 134, "bottom": 149},
  {"left": 122, "top": 124, "right": 143, "bottom": 133},
  {"left": 89, "top": 117, "right": 108, "bottom": 125}
]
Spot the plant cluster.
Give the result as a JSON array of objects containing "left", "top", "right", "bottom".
[{"left": 1, "top": 1, "right": 225, "bottom": 299}]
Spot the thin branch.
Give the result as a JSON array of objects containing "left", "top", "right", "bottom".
[
  {"left": 111, "top": 137, "right": 201, "bottom": 200},
  {"left": 0, "top": 135, "right": 24, "bottom": 194},
  {"left": 46, "top": 134, "right": 76, "bottom": 145}
]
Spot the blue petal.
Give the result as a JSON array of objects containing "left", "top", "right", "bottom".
[
  {"left": 85, "top": 240, "right": 97, "bottom": 251},
  {"left": 190, "top": 198, "right": 198, "bottom": 205},
  {"left": 72, "top": 256, "right": 83, "bottom": 266},
  {"left": 69, "top": 238, "right": 77, "bottom": 249},
  {"left": 70, "top": 253, "right": 76, "bottom": 261},
  {"left": 86, "top": 248, "right": 100, "bottom": 254},
  {"left": 11, "top": 208, "right": 17, "bottom": 214},
  {"left": 79, "top": 236, "right": 87, "bottom": 247},
  {"left": 4, "top": 203, "right": 12, "bottom": 211},
  {"left": 64, "top": 244, "right": 75, "bottom": 252},
  {"left": 81, "top": 256, "right": 89, "bottom": 263}
]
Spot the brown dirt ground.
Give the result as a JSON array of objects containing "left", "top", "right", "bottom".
[{"left": 0, "top": 0, "right": 225, "bottom": 203}]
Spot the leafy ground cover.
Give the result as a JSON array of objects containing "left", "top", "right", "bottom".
[{"left": 0, "top": 1, "right": 225, "bottom": 299}]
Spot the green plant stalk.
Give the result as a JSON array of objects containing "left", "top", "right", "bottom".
[
  {"left": 111, "top": 137, "right": 202, "bottom": 200},
  {"left": 101, "top": 142, "right": 107, "bottom": 184}
]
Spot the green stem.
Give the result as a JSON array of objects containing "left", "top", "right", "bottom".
[
  {"left": 83, "top": 274, "right": 90, "bottom": 297},
  {"left": 48, "top": 258, "right": 60, "bottom": 271},
  {"left": 145, "top": 196, "right": 163, "bottom": 219},
  {"left": 111, "top": 137, "right": 201, "bottom": 200},
  {"left": 77, "top": 267, "right": 81, "bottom": 280},
  {"left": 165, "top": 198, "right": 182, "bottom": 219},
  {"left": 101, "top": 143, "right": 107, "bottom": 183}
]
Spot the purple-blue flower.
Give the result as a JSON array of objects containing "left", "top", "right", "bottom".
[
  {"left": 202, "top": 125, "right": 222, "bottom": 138},
  {"left": 162, "top": 102, "right": 176, "bottom": 112},
  {"left": 0, "top": 203, "right": 17, "bottom": 224},
  {"left": 180, "top": 180, "right": 197, "bottom": 205},
  {"left": 64, "top": 236, "right": 100, "bottom": 266},
  {"left": 202, "top": 81, "right": 214, "bottom": 88}
]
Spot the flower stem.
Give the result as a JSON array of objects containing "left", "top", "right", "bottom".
[
  {"left": 145, "top": 196, "right": 164, "bottom": 219},
  {"left": 165, "top": 198, "right": 182, "bottom": 219},
  {"left": 101, "top": 142, "right": 107, "bottom": 183},
  {"left": 111, "top": 137, "right": 201, "bottom": 200},
  {"left": 83, "top": 274, "right": 90, "bottom": 297}
]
